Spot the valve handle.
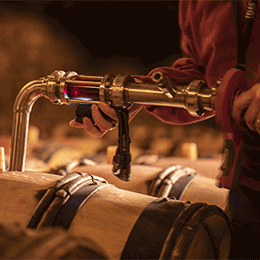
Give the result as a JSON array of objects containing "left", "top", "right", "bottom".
[
  {"left": 74, "top": 103, "right": 131, "bottom": 181},
  {"left": 112, "top": 108, "right": 131, "bottom": 181}
]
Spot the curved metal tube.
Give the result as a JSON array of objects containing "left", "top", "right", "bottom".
[{"left": 9, "top": 79, "right": 46, "bottom": 171}]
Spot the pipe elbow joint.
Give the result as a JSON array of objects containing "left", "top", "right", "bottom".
[{"left": 13, "top": 78, "right": 47, "bottom": 114}]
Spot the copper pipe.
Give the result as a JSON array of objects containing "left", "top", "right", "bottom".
[
  {"left": 9, "top": 79, "right": 47, "bottom": 171},
  {"left": 9, "top": 70, "right": 69, "bottom": 171}
]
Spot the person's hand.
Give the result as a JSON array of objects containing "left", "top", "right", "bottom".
[
  {"left": 69, "top": 102, "right": 142, "bottom": 137},
  {"left": 231, "top": 83, "right": 260, "bottom": 134}
]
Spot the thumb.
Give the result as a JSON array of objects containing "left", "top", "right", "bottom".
[{"left": 231, "top": 88, "right": 254, "bottom": 124}]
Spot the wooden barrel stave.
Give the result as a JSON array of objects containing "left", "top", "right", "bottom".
[
  {"left": 70, "top": 186, "right": 155, "bottom": 259},
  {"left": 170, "top": 206, "right": 231, "bottom": 259},
  {"left": 179, "top": 174, "right": 228, "bottom": 209},
  {"left": 150, "top": 156, "right": 222, "bottom": 179},
  {"left": 0, "top": 171, "right": 60, "bottom": 227}
]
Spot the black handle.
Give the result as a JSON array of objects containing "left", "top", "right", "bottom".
[
  {"left": 74, "top": 103, "right": 131, "bottom": 181},
  {"left": 75, "top": 104, "right": 94, "bottom": 124},
  {"left": 112, "top": 108, "right": 131, "bottom": 181}
]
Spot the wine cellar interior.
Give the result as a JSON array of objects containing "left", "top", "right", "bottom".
[{"left": 0, "top": 2, "right": 231, "bottom": 259}]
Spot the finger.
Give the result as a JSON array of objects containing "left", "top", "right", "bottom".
[
  {"left": 231, "top": 89, "right": 254, "bottom": 125},
  {"left": 98, "top": 103, "right": 118, "bottom": 121},
  {"left": 69, "top": 119, "right": 85, "bottom": 129},
  {"left": 92, "top": 104, "right": 117, "bottom": 132},
  {"left": 255, "top": 117, "right": 260, "bottom": 135},
  {"left": 82, "top": 117, "right": 107, "bottom": 137},
  {"left": 129, "top": 104, "right": 143, "bottom": 121},
  {"left": 243, "top": 86, "right": 260, "bottom": 131},
  {"left": 244, "top": 100, "right": 260, "bottom": 131}
]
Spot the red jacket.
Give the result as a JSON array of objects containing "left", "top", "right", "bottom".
[{"left": 142, "top": 0, "right": 260, "bottom": 191}]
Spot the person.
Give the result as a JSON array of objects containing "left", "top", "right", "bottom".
[{"left": 70, "top": 1, "right": 260, "bottom": 258}]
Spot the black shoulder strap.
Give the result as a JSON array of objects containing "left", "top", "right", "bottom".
[{"left": 232, "top": 0, "right": 258, "bottom": 71}]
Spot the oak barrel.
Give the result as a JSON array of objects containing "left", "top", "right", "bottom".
[
  {"left": 31, "top": 142, "right": 86, "bottom": 169},
  {"left": 0, "top": 171, "right": 230, "bottom": 259},
  {"left": 148, "top": 165, "right": 229, "bottom": 210}
]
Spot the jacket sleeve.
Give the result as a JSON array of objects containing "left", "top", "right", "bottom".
[{"left": 142, "top": 0, "right": 236, "bottom": 125}]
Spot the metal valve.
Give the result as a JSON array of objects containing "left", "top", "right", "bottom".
[{"left": 152, "top": 71, "right": 176, "bottom": 99}]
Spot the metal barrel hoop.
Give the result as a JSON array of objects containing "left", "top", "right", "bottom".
[{"left": 27, "top": 172, "right": 109, "bottom": 230}]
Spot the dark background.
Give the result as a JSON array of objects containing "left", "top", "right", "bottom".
[
  {"left": 0, "top": 1, "right": 181, "bottom": 73},
  {"left": 43, "top": 0, "right": 181, "bottom": 70}
]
